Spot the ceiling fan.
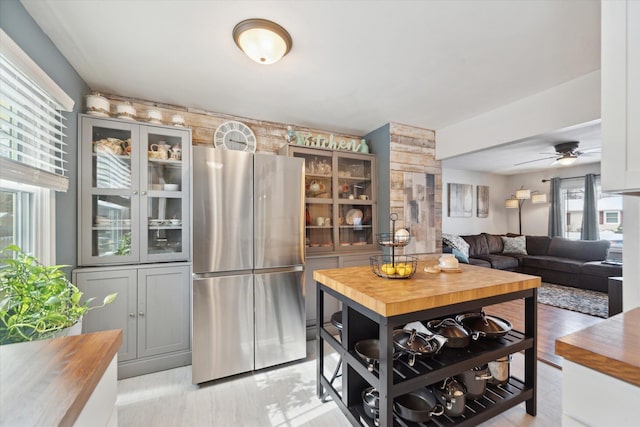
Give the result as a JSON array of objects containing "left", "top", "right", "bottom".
[{"left": 514, "top": 141, "right": 601, "bottom": 166}]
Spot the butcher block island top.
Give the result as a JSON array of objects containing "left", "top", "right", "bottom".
[
  {"left": 0, "top": 329, "right": 122, "bottom": 427},
  {"left": 556, "top": 307, "right": 640, "bottom": 386},
  {"left": 313, "top": 261, "right": 541, "bottom": 317}
]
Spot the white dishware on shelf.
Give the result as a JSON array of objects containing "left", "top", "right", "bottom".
[
  {"left": 147, "top": 109, "right": 163, "bottom": 124},
  {"left": 86, "top": 92, "right": 110, "bottom": 117},
  {"left": 164, "top": 183, "right": 179, "bottom": 191},
  {"left": 171, "top": 114, "right": 186, "bottom": 127},
  {"left": 117, "top": 102, "right": 136, "bottom": 120}
]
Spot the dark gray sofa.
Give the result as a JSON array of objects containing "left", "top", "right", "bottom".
[{"left": 452, "top": 233, "right": 621, "bottom": 293}]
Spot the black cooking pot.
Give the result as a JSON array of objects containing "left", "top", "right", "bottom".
[
  {"left": 432, "top": 377, "right": 467, "bottom": 417},
  {"left": 455, "top": 364, "right": 492, "bottom": 400},
  {"left": 394, "top": 387, "right": 444, "bottom": 423},
  {"left": 393, "top": 329, "right": 445, "bottom": 366},
  {"left": 425, "top": 318, "right": 478, "bottom": 348},
  {"left": 455, "top": 312, "right": 512, "bottom": 339},
  {"left": 361, "top": 387, "right": 380, "bottom": 426}
]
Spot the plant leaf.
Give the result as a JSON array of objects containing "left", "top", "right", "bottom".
[{"left": 103, "top": 293, "right": 118, "bottom": 305}]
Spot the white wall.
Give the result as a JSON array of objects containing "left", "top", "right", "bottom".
[
  {"left": 442, "top": 169, "right": 510, "bottom": 235},
  {"left": 507, "top": 163, "right": 602, "bottom": 236},
  {"left": 436, "top": 71, "right": 601, "bottom": 160}
]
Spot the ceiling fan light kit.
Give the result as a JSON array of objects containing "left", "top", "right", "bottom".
[
  {"left": 556, "top": 153, "right": 578, "bottom": 166},
  {"left": 233, "top": 18, "right": 292, "bottom": 64}
]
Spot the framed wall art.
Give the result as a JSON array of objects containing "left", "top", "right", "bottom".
[
  {"left": 477, "top": 185, "right": 489, "bottom": 218},
  {"left": 447, "top": 183, "right": 472, "bottom": 217}
]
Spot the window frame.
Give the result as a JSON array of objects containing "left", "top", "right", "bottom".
[{"left": 0, "top": 179, "right": 55, "bottom": 264}]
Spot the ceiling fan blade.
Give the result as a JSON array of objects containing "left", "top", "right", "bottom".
[
  {"left": 514, "top": 156, "right": 557, "bottom": 166},
  {"left": 578, "top": 147, "right": 601, "bottom": 154}
]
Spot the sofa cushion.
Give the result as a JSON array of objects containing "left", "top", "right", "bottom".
[
  {"left": 483, "top": 233, "right": 504, "bottom": 254},
  {"left": 442, "top": 233, "right": 470, "bottom": 257},
  {"left": 461, "top": 234, "right": 489, "bottom": 256},
  {"left": 547, "top": 237, "right": 610, "bottom": 261},
  {"left": 472, "top": 254, "right": 519, "bottom": 270},
  {"left": 452, "top": 248, "right": 469, "bottom": 264},
  {"left": 468, "top": 257, "right": 492, "bottom": 268},
  {"left": 501, "top": 236, "right": 527, "bottom": 254},
  {"left": 581, "top": 261, "right": 623, "bottom": 278},
  {"left": 501, "top": 252, "right": 527, "bottom": 266},
  {"left": 526, "top": 235, "right": 551, "bottom": 256},
  {"left": 522, "top": 255, "right": 584, "bottom": 274}
]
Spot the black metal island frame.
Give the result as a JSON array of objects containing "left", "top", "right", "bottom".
[{"left": 314, "top": 261, "right": 540, "bottom": 427}]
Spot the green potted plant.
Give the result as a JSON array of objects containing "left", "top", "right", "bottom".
[{"left": 0, "top": 245, "right": 116, "bottom": 345}]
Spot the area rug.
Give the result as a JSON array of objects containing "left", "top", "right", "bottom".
[{"left": 538, "top": 282, "right": 608, "bottom": 318}]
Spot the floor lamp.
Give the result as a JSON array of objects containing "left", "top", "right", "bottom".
[{"left": 505, "top": 188, "right": 547, "bottom": 234}]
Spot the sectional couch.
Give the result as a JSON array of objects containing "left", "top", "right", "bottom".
[{"left": 445, "top": 233, "right": 621, "bottom": 293}]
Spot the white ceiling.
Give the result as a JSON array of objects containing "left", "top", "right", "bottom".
[
  {"left": 442, "top": 119, "right": 602, "bottom": 175},
  {"left": 21, "top": 0, "right": 601, "bottom": 172}
]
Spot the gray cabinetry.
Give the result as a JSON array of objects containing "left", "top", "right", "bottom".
[
  {"left": 305, "top": 252, "right": 380, "bottom": 335},
  {"left": 78, "top": 115, "right": 191, "bottom": 266},
  {"left": 74, "top": 263, "right": 191, "bottom": 378}
]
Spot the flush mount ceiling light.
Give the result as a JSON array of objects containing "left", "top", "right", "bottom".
[{"left": 233, "top": 18, "right": 292, "bottom": 64}]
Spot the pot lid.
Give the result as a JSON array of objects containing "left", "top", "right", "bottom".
[{"left": 426, "top": 318, "right": 469, "bottom": 338}]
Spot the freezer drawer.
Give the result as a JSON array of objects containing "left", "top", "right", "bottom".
[
  {"left": 192, "top": 274, "right": 253, "bottom": 383},
  {"left": 255, "top": 270, "right": 306, "bottom": 370}
]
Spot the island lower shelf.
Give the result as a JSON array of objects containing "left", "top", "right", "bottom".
[{"left": 314, "top": 262, "right": 539, "bottom": 427}]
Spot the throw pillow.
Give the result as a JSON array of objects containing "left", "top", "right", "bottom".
[
  {"left": 452, "top": 248, "right": 469, "bottom": 264},
  {"left": 501, "top": 235, "right": 527, "bottom": 255},
  {"left": 442, "top": 233, "right": 470, "bottom": 257}
]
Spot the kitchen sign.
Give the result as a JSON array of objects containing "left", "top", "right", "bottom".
[{"left": 289, "top": 129, "right": 369, "bottom": 153}]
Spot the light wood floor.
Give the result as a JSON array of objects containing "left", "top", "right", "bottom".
[{"left": 117, "top": 303, "right": 603, "bottom": 426}]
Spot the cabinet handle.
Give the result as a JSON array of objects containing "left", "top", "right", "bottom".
[
  {"left": 141, "top": 191, "right": 147, "bottom": 195},
  {"left": 139, "top": 311, "right": 145, "bottom": 317},
  {"left": 132, "top": 191, "right": 138, "bottom": 195},
  {"left": 129, "top": 312, "right": 135, "bottom": 318}
]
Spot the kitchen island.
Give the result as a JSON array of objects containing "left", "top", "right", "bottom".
[
  {"left": 314, "top": 261, "right": 540, "bottom": 426},
  {"left": 0, "top": 329, "right": 122, "bottom": 427}
]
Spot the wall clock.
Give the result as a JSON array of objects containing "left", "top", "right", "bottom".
[{"left": 214, "top": 121, "right": 257, "bottom": 152}]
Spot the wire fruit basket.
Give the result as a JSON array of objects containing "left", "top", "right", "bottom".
[
  {"left": 371, "top": 213, "right": 416, "bottom": 279},
  {"left": 370, "top": 254, "right": 418, "bottom": 279}
]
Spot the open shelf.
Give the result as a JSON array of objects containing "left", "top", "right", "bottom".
[{"left": 350, "top": 377, "right": 532, "bottom": 427}]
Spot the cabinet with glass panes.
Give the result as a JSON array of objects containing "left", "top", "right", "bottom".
[
  {"left": 279, "top": 144, "right": 376, "bottom": 253},
  {"left": 78, "top": 115, "right": 190, "bottom": 266}
]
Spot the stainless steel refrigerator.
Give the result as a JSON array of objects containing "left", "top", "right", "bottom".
[{"left": 191, "top": 147, "right": 306, "bottom": 384}]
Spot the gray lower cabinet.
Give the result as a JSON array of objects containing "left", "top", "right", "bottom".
[{"left": 73, "top": 263, "right": 191, "bottom": 379}]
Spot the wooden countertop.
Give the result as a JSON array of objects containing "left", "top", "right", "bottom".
[
  {"left": 0, "top": 329, "right": 122, "bottom": 427},
  {"left": 556, "top": 307, "right": 640, "bottom": 386},
  {"left": 313, "top": 261, "right": 540, "bottom": 317}
]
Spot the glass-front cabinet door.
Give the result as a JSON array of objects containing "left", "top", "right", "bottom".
[
  {"left": 79, "top": 115, "right": 190, "bottom": 266},
  {"left": 336, "top": 153, "right": 375, "bottom": 250},
  {"left": 140, "top": 126, "right": 189, "bottom": 262},
  {"left": 292, "top": 149, "right": 333, "bottom": 253}
]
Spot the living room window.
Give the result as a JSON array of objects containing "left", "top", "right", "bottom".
[{"left": 560, "top": 177, "right": 623, "bottom": 248}]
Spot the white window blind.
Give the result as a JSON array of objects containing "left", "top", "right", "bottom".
[{"left": 0, "top": 30, "right": 74, "bottom": 192}]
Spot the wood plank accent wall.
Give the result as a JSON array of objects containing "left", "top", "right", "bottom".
[
  {"left": 388, "top": 122, "right": 442, "bottom": 257},
  {"left": 100, "top": 96, "right": 441, "bottom": 255},
  {"left": 100, "top": 94, "right": 361, "bottom": 153}
]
